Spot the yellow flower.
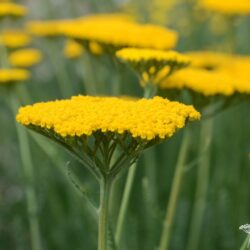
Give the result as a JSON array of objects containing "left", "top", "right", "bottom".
[
  {"left": 0, "top": 68, "right": 30, "bottom": 84},
  {"left": 186, "top": 51, "right": 231, "bottom": 70},
  {"left": 0, "top": 3, "right": 27, "bottom": 17},
  {"left": 116, "top": 48, "right": 189, "bottom": 85},
  {"left": 63, "top": 39, "right": 84, "bottom": 59},
  {"left": 60, "top": 14, "right": 178, "bottom": 51},
  {"left": 26, "top": 20, "right": 69, "bottom": 37},
  {"left": 89, "top": 41, "right": 103, "bottom": 56},
  {"left": 160, "top": 68, "right": 236, "bottom": 96},
  {"left": 8, "top": 49, "right": 42, "bottom": 68},
  {"left": 16, "top": 96, "right": 200, "bottom": 141},
  {"left": 200, "top": 0, "right": 250, "bottom": 15},
  {"left": 0, "top": 30, "right": 31, "bottom": 49}
]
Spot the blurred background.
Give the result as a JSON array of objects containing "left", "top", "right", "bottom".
[{"left": 0, "top": 0, "right": 249, "bottom": 250}]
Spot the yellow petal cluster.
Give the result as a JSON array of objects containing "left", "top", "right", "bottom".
[
  {"left": 8, "top": 49, "right": 42, "bottom": 68},
  {"left": 200, "top": 0, "right": 250, "bottom": 15},
  {"left": 26, "top": 20, "right": 69, "bottom": 37},
  {"left": 160, "top": 68, "right": 235, "bottom": 96},
  {"left": 16, "top": 96, "right": 200, "bottom": 141},
  {"left": 0, "top": 30, "right": 31, "bottom": 49},
  {"left": 60, "top": 15, "right": 178, "bottom": 50},
  {"left": 0, "top": 69, "right": 30, "bottom": 84},
  {"left": 186, "top": 51, "right": 231, "bottom": 70},
  {"left": 117, "top": 48, "right": 189, "bottom": 65},
  {"left": 63, "top": 39, "right": 84, "bottom": 59},
  {"left": 0, "top": 3, "right": 27, "bottom": 17}
]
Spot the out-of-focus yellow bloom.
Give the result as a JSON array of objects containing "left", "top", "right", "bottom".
[
  {"left": 16, "top": 96, "right": 200, "bottom": 140},
  {"left": 117, "top": 48, "right": 189, "bottom": 85},
  {"left": 64, "top": 39, "right": 84, "bottom": 59},
  {"left": 200, "top": 0, "right": 250, "bottom": 15},
  {"left": 218, "top": 56, "right": 250, "bottom": 94},
  {"left": 186, "top": 51, "right": 231, "bottom": 70},
  {"left": 0, "top": 68, "right": 30, "bottom": 84},
  {"left": 61, "top": 14, "right": 178, "bottom": 51},
  {"left": 89, "top": 41, "right": 103, "bottom": 55},
  {"left": 0, "top": 3, "right": 27, "bottom": 17},
  {"left": 160, "top": 68, "right": 236, "bottom": 96},
  {"left": 0, "top": 30, "right": 31, "bottom": 49},
  {"left": 26, "top": 20, "right": 69, "bottom": 37},
  {"left": 8, "top": 49, "right": 42, "bottom": 68}
]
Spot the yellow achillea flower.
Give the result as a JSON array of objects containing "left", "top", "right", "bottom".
[
  {"left": 186, "top": 51, "right": 231, "bottom": 70},
  {"left": 63, "top": 39, "right": 84, "bottom": 59},
  {"left": 16, "top": 96, "right": 200, "bottom": 140},
  {"left": 0, "top": 30, "right": 31, "bottom": 49},
  {"left": 61, "top": 15, "right": 178, "bottom": 51},
  {"left": 0, "top": 3, "right": 27, "bottom": 17},
  {"left": 8, "top": 49, "right": 42, "bottom": 68},
  {"left": 116, "top": 48, "right": 189, "bottom": 85},
  {"left": 160, "top": 68, "right": 235, "bottom": 96},
  {"left": 26, "top": 20, "right": 70, "bottom": 37},
  {"left": 218, "top": 56, "right": 250, "bottom": 94},
  {"left": 200, "top": 0, "right": 250, "bottom": 15},
  {"left": 0, "top": 68, "right": 30, "bottom": 84}
]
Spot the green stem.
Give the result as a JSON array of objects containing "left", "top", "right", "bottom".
[
  {"left": 115, "top": 163, "right": 136, "bottom": 245},
  {"left": 9, "top": 91, "right": 42, "bottom": 250},
  {"left": 114, "top": 86, "right": 155, "bottom": 246},
  {"left": 158, "top": 127, "right": 191, "bottom": 250},
  {"left": 240, "top": 235, "right": 250, "bottom": 250},
  {"left": 99, "top": 177, "right": 112, "bottom": 250},
  {"left": 186, "top": 117, "right": 214, "bottom": 250}
]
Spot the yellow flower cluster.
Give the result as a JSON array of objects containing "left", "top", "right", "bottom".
[
  {"left": 26, "top": 20, "right": 69, "bottom": 37},
  {"left": 186, "top": 51, "right": 231, "bottom": 70},
  {"left": 0, "top": 69, "right": 30, "bottom": 84},
  {"left": 160, "top": 68, "right": 235, "bottom": 96},
  {"left": 63, "top": 39, "right": 84, "bottom": 59},
  {"left": 8, "top": 49, "right": 42, "bottom": 68},
  {"left": 61, "top": 15, "right": 178, "bottom": 50},
  {"left": 116, "top": 48, "right": 189, "bottom": 85},
  {"left": 0, "top": 30, "right": 31, "bottom": 49},
  {"left": 117, "top": 48, "right": 189, "bottom": 65},
  {"left": 16, "top": 96, "right": 200, "bottom": 140},
  {"left": 0, "top": 2, "right": 27, "bottom": 17},
  {"left": 200, "top": 0, "right": 250, "bottom": 15}
]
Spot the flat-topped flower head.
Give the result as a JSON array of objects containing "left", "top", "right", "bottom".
[
  {"left": 0, "top": 30, "right": 32, "bottom": 49},
  {"left": 60, "top": 15, "right": 178, "bottom": 53},
  {"left": 186, "top": 51, "right": 231, "bottom": 70},
  {"left": 117, "top": 48, "right": 190, "bottom": 86},
  {"left": 63, "top": 39, "right": 84, "bottom": 59},
  {"left": 8, "top": 49, "right": 43, "bottom": 68},
  {"left": 160, "top": 68, "right": 235, "bottom": 96},
  {"left": 0, "top": 3, "right": 27, "bottom": 18},
  {"left": 26, "top": 20, "right": 70, "bottom": 38},
  {"left": 159, "top": 67, "right": 249, "bottom": 112},
  {"left": 200, "top": 0, "right": 250, "bottom": 15},
  {"left": 16, "top": 96, "right": 200, "bottom": 179},
  {"left": 0, "top": 68, "right": 30, "bottom": 85}
]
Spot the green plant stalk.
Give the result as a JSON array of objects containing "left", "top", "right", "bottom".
[
  {"left": 158, "top": 127, "right": 191, "bottom": 250},
  {"left": 9, "top": 91, "right": 42, "bottom": 250},
  {"left": 115, "top": 163, "right": 136, "bottom": 244},
  {"left": 99, "top": 177, "right": 112, "bottom": 250},
  {"left": 114, "top": 83, "right": 155, "bottom": 247},
  {"left": 240, "top": 235, "right": 250, "bottom": 250},
  {"left": 186, "top": 117, "right": 214, "bottom": 250}
]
